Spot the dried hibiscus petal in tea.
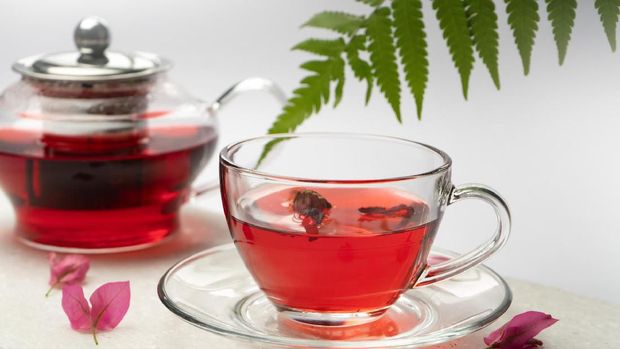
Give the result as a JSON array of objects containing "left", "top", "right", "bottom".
[
  {"left": 291, "top": 189, "right": 332, "bottom": 234},
  {"left": 358, "top": 204, "right": 415, "bottom": 228}
]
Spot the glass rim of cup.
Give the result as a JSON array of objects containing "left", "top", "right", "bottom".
[{"left": 219, "top": 132, "right": 452, "bottom": 184}]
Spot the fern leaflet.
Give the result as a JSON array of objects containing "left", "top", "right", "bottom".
[
  {"left": 465, "top": 0, "right": 500, "bottom": 89},
  {"left": 303, "top": 11, "right": 365, "bottom": 35},
  {"left": 293, "top": 38, "right": 346, "bottom": 57},
  {"left": 346, "top": 35, "right": 374, "bottom": 104},
  {"left": 546, "top": 0, "right": 577, "bottom": 64},
  {"left": 367, "top": 7, "right": 402, "bottom": 121},
  {"left": 393, "top": 0, "right": 428, "bottom": 119},
  {"left": 595, "top": 0, "right": 620, "bottom": 51},
  {"left": 505, "top": 0, "right": 540, "bottom": 75},
  {"left": 433, "top": 0, "right": 475, "bottom": 99}
]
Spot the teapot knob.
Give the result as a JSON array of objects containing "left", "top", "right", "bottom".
[{"left": 74, "top": 16, "right": 110, "bottom": 65}]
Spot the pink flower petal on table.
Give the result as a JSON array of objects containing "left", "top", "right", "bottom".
[
  {"left": 89, "top": 281, "right": 131, "bottom": 331},
  {"left": 61, "top": 285, "right": 92, "bottom": 331},
  {"left": 484, "top": 311, "right": 558, "bottom": 349},
  {"left": 49, "top": 253, "right": 90, "bottom": 286}
]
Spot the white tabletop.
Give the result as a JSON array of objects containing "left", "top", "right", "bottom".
[{"left": 0, "top": 196, "right": 618, "bottom": 349}]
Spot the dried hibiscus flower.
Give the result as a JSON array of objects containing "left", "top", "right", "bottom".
[
  {"left": 358, "top": 204, "right": 415, "bottom": 228},
  {"left": 291, "top": 189, "right": 332, "bottom": 234}
]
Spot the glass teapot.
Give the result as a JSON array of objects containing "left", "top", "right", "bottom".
[{"left": 0, "top": 17, "right": 285, "bottom": 252}]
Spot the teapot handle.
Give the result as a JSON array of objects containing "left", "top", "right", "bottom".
[
  {"left": 191, "top": 77, "right": 287, "bottom": 198},
  {"left": 207, "top": 77, "right": 288, "bottom": 115}
]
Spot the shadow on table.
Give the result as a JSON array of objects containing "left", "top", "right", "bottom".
[{"left": 91, "top": 201, "right": 232, "bottom": 265}]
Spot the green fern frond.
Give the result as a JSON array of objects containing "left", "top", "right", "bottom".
[
  {"left": 293, "top": 38, "right": 346, "bottom": 57},
  {"left": 393, "top": 0, "right": 428, "bottom": 119},
  {"left": 465, "top": 0, "right": 500, "bottom": 89},
  {"left": 367, "top": 7, "right": 402, "bottom": 121},
  {"left": 433, "top": 0, "right": 475, "bottom": 99},
  {"left": 346, "top": 35, "right": 374, "bottom": 104},
  {"left": 303, "top": 11, "right": 365, "bottom": 35},
  {"left": 257, "top": 0, "right": 620, "bottom": 165},
  {"left": 595, "top": 0, "right": 620, "bottom": 51},
  {"left": 505, "top": 0, "right": 540, "bottom": 75},
  {"left": 546, "top": 0, "right": 577, "bottom": 64}
]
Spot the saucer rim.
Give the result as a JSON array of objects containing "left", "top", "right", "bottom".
[{"left": 157, "top": 243, "right": 513, "bottom": 348}]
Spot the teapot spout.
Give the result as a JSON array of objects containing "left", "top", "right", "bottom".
[{"left": 207, "top": 77, "right": 287, "bottom": 115}]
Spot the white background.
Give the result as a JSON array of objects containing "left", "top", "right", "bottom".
[{"left": 0, "top": 0, "right": 618, "bottom": 305}]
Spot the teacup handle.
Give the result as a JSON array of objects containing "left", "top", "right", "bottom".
[
  {"left": 414, "top": 184, "right": 511, "bottom": 287},
  {"left": 191, "top": 77, "right": 287, "bottom": 198}
]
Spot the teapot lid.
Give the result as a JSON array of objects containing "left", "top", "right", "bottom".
[{"left": 12, "top": 16, "right": 171, "bottom": 82}]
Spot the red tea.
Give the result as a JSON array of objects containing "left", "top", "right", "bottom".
[
  {"left": 0, "top": 123, "right": 216, "bottom": 249},
  {"left": 227, "top": 186, "right": 439, "bottom": 314}
]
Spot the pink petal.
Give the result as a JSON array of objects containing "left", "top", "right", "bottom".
[
  {"left": 484, "top": 311, "right": 558, "bottom": 349},
  {"left": 484, "top": 321, "right": 509, "bottom": 345},
  {"left": 90, "top": 281, "right": 130, "bottom": 331},
  {"left": 61, "top": 285, "right": 92, "bottom": 331},
  {"left": 49, "top": 254, "right": 90, "bottom": 286}
]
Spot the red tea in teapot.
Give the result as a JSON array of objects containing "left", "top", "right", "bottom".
[
  {"left": 0, "top": 16, "right": 285, "bottom": 251},
  {"left": 0, "top": 123, "right": 216, "bottom": 250}
]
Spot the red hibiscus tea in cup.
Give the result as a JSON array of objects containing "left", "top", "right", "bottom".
[
  {"left": 220, "top": 133, "right": 511, "bottom": 326},
  {"left": 228, "top": 186, "right": 439, "bottom": 315}
]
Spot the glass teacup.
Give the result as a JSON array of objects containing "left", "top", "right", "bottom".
[{"left": 220, "top": 133, "right": 510, "bottom": 326}]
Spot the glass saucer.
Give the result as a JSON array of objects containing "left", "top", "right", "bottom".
[{"left": 158, "top": 244, "right": 512, "bottom": 348}]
